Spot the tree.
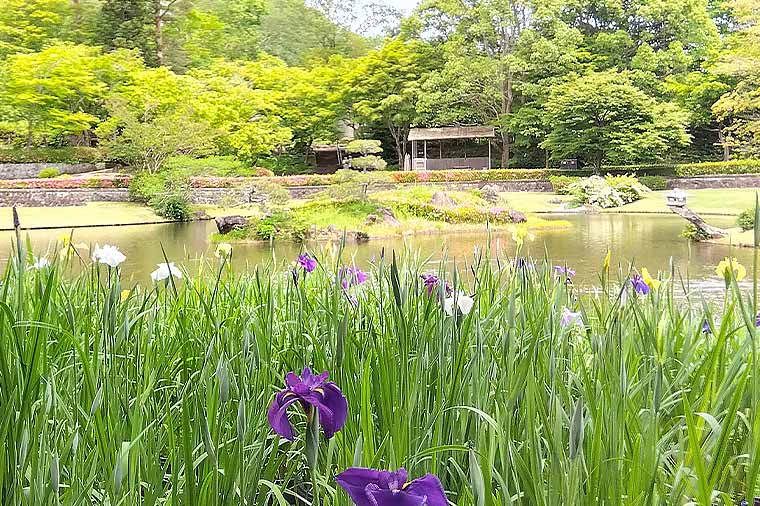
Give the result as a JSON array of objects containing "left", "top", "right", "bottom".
[
  {"left": 0, "top": 43, "right": 116, "bottom": 146},
  {"left": 415, "top": 0, "right": 536, "bottom": 168},
  {"left": 344, "top": 39, "right": 434, "bottom": 165},
  {"left": 0, "top": 0, "right": 72, "bottom": 56},
  {"left": 711, "top": 0, "right": 760, "bottom": 158},
  {"left": 259, "top": 0, "right": 369, "bottom": 64},
  {"left": 542, "top": 71, "right": 690, "bottom": 168},
  {"left": 97, "top": 0, "right": 158, "bottom": 65},
  {"left": 96, "top": 66, "right": 217, "bottom": 171},
  {"left": 188, "top": 59, "right": 294, "bottom": 163}
]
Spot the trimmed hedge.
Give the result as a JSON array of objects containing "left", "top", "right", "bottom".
[
  {"left": 0, "top": 176, "right": 130, "bottom": 189},
  {"left": 0, "top": 147, "right": 106, "bottom": 164}
]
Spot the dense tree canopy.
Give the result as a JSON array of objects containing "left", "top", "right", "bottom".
[{"left": 0, "top": 0, "right": 757, "bottom": 170}]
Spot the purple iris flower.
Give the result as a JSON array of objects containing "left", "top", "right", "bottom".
[
  {"left": 267, "top": 367, "right": 347, "bottom": 441},
  {"left": 756, "top": 312, "right": 760, "bottom": 328},
  {"left": 420, "top": 273, "right": 452, "bottom": 297},
  {"left": 339, "top": 266, "right": 368, "bottom": 289},
  {"left": 421, "top": 273, "right": 440, "bottom": 295},
  {"left": 702, "top": 319, "right": 711, "bottom": 334},
  {"left": 630, "top": 274, "right": 650, "bottom": 295},
  {"left": 554, "top": 265, "right": 576, "bottom": 277},
  {"left": 515, "top": 257, "right": 533, "bottom": 270},
  {"left": 298, "top": 253, "right": 317, "bottom": 273},
  {"left": 336, "top": 468, "right": 448, "bottom": 506}
]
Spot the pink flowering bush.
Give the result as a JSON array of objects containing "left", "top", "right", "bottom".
[{"left": 0, "top": 175, "right": 131, "bottom": 189}]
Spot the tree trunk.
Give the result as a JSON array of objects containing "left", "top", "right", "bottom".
[
  {"left": 155, "top": 13, "right": 164, "bottom": 65},
  {"left": 667, "top": 203, "right": 727, "bottom": 239},
  {"left": 718, "top": 124, "right": 730, "bottom": 161},
  {"left": 500, "top": 68, "right": 513, "bottom": 168}
]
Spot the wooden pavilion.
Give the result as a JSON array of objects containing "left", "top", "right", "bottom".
[{"left": 408, "top": 126, "right": 495, "bottom": 170}]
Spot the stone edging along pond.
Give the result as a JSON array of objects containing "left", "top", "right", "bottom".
[{"left": 1, "top": 174, "right": 760, "bottom": 208}]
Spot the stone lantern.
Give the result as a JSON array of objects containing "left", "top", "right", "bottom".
[{"left": 666, "top": 188, "right": 687, "bottom": 207}]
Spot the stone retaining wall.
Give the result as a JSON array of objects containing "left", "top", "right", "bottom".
[
  {"left": 0, "top": 162, "right": 106, "bottom": 179},
  {"left": 1, "top": 175, "right": 757, "bottom": 207},
  {"left": 0, "top": 188, "right": 129, "bottom": 207}
]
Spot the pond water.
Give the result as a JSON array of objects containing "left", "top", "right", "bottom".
[{"left": 1, "top": 214, "right": 751, "bottom": 292}]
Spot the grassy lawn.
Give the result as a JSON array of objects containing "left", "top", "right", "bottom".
[
  {"left": 1, "top": 202, "right": 165, "bottom": 230},
  {"left": 608, "top": 189, "right": 758, "bottom": 215},
  {"left": 495, "top": 188, "right": 758, "bottom": 216}
]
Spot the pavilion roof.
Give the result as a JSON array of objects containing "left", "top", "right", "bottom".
[{"left": 408, "top": 126, "right": 496, "bottom": 141}]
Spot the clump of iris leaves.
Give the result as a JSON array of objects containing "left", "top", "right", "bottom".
[{"left": 2, "top": 226, "right": 760, "bottom": 505}]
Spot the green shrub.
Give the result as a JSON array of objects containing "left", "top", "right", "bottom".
[
  {"left": 37, "top": 168, "right": 61, "bottom": 178},
  {"left": 681, "top": 223, "right": 711, "bottom": 242},
  {"left": 150, "top": 193, "right": 192, "bottom": 221},
  {"left": 253, "top": 180, "right": 290, "bottom": 207},
  {"left": 549, "top": 175, "right": 580, "bottom": 195},
  {"left": 254, "top": 211, "right": 292, "bottom": 240},
  {"left": 0, "top": 146, "right": 106, "bottom": 163},
  {"left": 568, "top": 175, "right": 648, "bottom": 208},
  {"left": 129, "top": 171, "right": 167, "bottom": 203},
  {"left": 605, "top": 174, "right": 649, "bottom": 203},
  {"left": 737, "top": 208, "right": 755, "bottom": 231},
  {"left": 351, "top": 155, "right": 387, "bottom": 171},
  {"left": 258, "top": 154, "right": 313, "bottom": 175},
  {"left": 639, "top": 175, "right": 668, "bottom": 190}
]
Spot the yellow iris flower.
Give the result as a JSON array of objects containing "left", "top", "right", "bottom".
[
  {"left": 715, "top": 257, "right": 746, "bottom": 282},
  {"left": 641, "top": 267, "right": 661, "bottom": 290}
]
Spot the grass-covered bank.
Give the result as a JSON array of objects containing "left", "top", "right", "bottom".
[
  {"left": 2, "top": 244, "right": 760, "bottom": 505},
  {"left": 210, "top": 186, "right": 570, "bottom": 243},
  {"left": 0, "top": 203, "right": 169, "bottom": 230}
]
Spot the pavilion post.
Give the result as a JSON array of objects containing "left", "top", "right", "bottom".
[
  {"left": 487, "top": 140, "right": 492, "bottom": 169},
  {"left": 423, "top": 140, "right": 427, "bottom": 170}
]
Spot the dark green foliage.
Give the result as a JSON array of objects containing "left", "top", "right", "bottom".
[
  {"left": 254, "top": 210, "right": 291, "bottom": 240},
  {"left": 257, "top": 154, "right": 316, "bottom": 175},
  {"left": 96, "top": 0, "right": 157, "bottom": 65},
  {"left": 681, "top": 223, "right": 712, "bottom": 241},
  {"left": 151, "top": 192, "right": 192, "bottom": 221},
  {"left": 638, "top": 175, "right": 669, "bottom": 190},
  {"left": 737, "top": 208, "right": 754, "bottom": 231}
]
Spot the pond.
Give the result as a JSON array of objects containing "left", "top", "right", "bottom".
[{"left": 1, "top": 214, "right": 750, "bottom": 292}]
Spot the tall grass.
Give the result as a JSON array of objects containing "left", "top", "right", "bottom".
[{"left": 0, "top": 242, "right": 758, "bottom": 505}]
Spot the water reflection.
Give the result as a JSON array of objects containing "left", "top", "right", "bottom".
[{"left": 0, "top": 214, "right": 750, "bottom": 291}]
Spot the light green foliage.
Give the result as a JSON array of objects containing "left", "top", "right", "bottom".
[
  {"left": 0, "top": 0, "right": 72, "bottom": 56},
  {"left": 347, "top": 139, "right": 386, "bottom": 171},
  {"left": 549, "top": 175, "right": 581, "bottom": 195},
  {"left": 737, "top": 208, "right": 755, "bottom": 230},
  {"left": 711, "top": 1, "right": 760, "bottom": 159},
  {"left": 0, "top": 44, "right": 116, "bottom": 144},
  {"left": 0, "top": 0, "right": 758, "bottom": 174},
  {"left": 323, "top": 168, "right": 390, "bottom": 200},
  {"left": 345, "top": 39, "right": 433, "bottom": 163},
  {"left": 346, "top": 139, "right": 382, "bottom": 156},
  {"left": 37, "top": 168, "right": 61, "bottom": 178},
  {"left": 543, "top": 71, "right": 690, "bottom": 168},
  {"left": 350, "top": 155, "right": 387, "bottom": 171}
]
